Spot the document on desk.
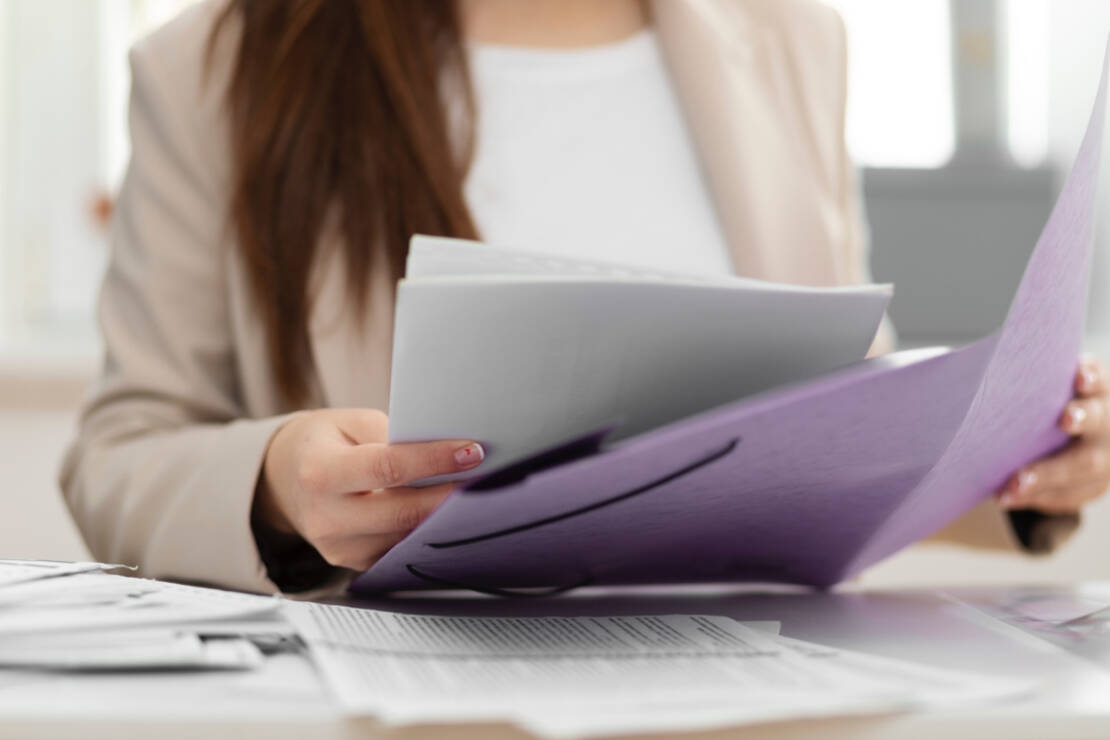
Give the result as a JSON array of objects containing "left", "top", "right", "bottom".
[
  {"left": 287, "top": 602, "right": 1029, "bottom": 738},
  {"left": 0, "top": 559, "right": 132, "bottom": 588},
  {"left": 0, "top": 572, "right": 279, "bottom": 636},
  {"left": 525, "top": 633, "right": 1030, "bottom": 740},
  {"left": 0, "top": 630, "right": 263, "bottom": 671}
]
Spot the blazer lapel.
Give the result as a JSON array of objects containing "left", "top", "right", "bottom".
[{"left": 652, "top": 0, "right": 844, "bottom": 286}]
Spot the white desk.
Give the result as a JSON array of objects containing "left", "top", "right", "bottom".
[{"left": 2, "top": 584, "right": 1110, "bottom": 739}]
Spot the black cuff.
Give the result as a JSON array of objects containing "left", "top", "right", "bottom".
[
  {"left": 250, "top": 515, "right": 337, "bottom": 593},
  {"left": 1006, "top": 509, "right": 1081, "bottom": 554}
]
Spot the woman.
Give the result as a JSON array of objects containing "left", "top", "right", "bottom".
[{"left": 61, "top": 0, "right": 1110, "bottom": 594}]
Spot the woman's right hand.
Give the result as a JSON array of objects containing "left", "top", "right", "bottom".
[{"left": 255, "top": 408, "right": 484, "bottom": 571}]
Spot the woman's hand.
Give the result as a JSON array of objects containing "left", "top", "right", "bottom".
[
  {"left": 255, "top": 408, "right": 484, "bottom": 571},
  {"left": 999, "top": 356, "right": 1110, "bottom": 514}
]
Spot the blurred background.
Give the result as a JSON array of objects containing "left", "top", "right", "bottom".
[{"left": 0, "top": 0, "right": 1109, "bottom": 587}]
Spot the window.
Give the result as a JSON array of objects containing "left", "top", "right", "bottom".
[
  {"left": 825, "top": 0, "right": 955, "bottom": 168},
  {"left": 1005, "top": 0, "right": 1050, "bottom": 168},
  {"left": 0, "top": 0, "right": 194, "bottom": 353},
  {"left": 827, "top": 0, "right": 1055, "bottom": 170}
]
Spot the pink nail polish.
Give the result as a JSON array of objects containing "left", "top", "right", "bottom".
[
  {"left": 453, "top": 443, "right": 485, "bottom": 468},
  {"left": 1081, "top": 367, "right": 1099, "bottom": 392},
  {"left": 1064, "top": 405, "right": 1087, "bottom": 432},
  {"left": 1017, "top": 469, "right": 1037, "bottom": 492}
]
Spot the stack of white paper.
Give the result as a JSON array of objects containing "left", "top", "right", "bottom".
[
  {"left": 0, "top": 572, "right": 279, "bottom": 636},
  {"left": 0, "top": 561, "right": 283, "bottom": 672},
  {"left": 389, "top": 236, "right": 892, "bottom": 480},
  {"left": 0, "top": 630, "right": 263, "bottom": 671},
  {"left": 285, "top": 601, "right": 1031, "bottom": 738},
  {"left": 0, "top": 559, "right": 133, "bottom": 588}
]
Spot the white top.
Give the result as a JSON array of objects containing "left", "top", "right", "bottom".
[{"left": 464, "top": 30, "right": 734, "bottom": 277}]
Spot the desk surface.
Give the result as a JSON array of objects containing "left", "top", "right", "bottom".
[{"left": 3, "top": 583, "right": 1110, "bottom": 740}]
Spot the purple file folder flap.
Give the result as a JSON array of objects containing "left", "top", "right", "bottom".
[
  {"left": 841, "top": 41, "right": 1106, "bottom": 576},
  {"left": 350, "top": 46, "right": 1108, "bottom": 595}
]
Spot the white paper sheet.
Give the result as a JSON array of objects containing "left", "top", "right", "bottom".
[
  {"left": 0, "top": 559, "right": 134, "bottom": 589},
  {"left": 0, "top": 630, "right": 263, "bottom": 671},
  {"left": 286, "top": 602, "right": 1028, "bottom": 737},
  {"left": 0, "top": 653, "right": 332, "bottom": 723},
  {"left": 407, "top": 236, "right": 886, "bottom": 293},
  {"left": 0, "top": 573, "right": 279, "bottom": 636},
  {"left": 390, "top": 236, "right": 891, "bottom": 480}
]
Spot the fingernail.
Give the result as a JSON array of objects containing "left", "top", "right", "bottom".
[
  {"left": 1016, "top": 469, "right": 1037, "bottom": 492},
  {"left": 1062, "top": 404, "right": 1087, "bottom": 433},
  {"left": 1080, "top": 366, "right": 1099, "bottom": 392},
  {"left": 453, "top": 443, "right": 485, "bottom": 468}
]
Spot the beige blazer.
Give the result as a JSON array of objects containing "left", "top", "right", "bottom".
[{"left": 60, "top": 0, "right": 1049, "bottom": 595}]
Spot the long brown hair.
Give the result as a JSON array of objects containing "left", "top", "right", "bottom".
[{"left": 210, "top": 0, "right": 478, "bottom": 405}]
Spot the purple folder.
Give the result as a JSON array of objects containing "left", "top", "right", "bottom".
[{"left": 352, "top": 49, "right": 1108, "bottom": 595}]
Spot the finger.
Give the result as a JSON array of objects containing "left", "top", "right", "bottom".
[
  {"left": 999, "top": 442, "right": 1110, "bottom": 507},
  {"left": 1059, "top": 397, "right": 1110, "bottom": 437},
  {"left": 331, "top": 408, "right": 389, "bottom": 445},
  {"left": 341, "top": 483, "right": 455, "bottom": 535},
  {"left": 299, "top": 483, "right": 454, "bottom": 566},
  {"left": 1075, "top": 356, "right": 1107, "bottom": 397},
  {"left": 329, "top": 440, "right": 484, "bottom": 492},
  {"left": 1014, "top": 482, "right": 1108, "bottom": 515}
]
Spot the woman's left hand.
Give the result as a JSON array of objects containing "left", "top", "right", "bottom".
[{"left": 999, "top": 356, "right": 1110, "bottom": 514}]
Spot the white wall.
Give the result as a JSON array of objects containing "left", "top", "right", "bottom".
[{"left": 0, "top": 0, "right": 107, "bottom": 343}]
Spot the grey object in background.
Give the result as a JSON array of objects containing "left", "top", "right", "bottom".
[
  {"left": 861, "top": 0, "right": 1099, "bottom": 347},
  {"left": 865, "top": 165, "right": 1056, "bottom": 344}
]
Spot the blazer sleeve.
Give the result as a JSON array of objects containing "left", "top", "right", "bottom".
[{"left": 58, "top": 27, "right": 292, "bottom": 594}]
